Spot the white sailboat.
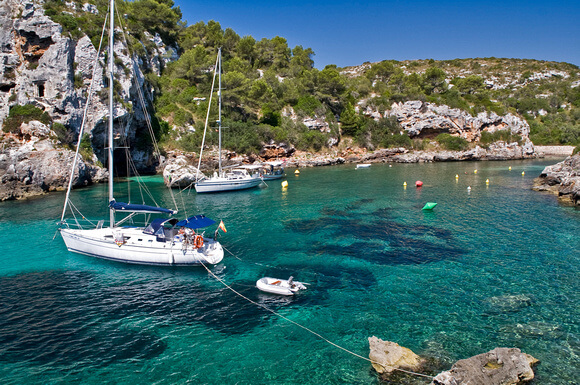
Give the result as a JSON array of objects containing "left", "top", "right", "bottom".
[
  {"left": 194, "top": 48, "right": 262, "bottom": 193},
  {"left": 59, "top": 0, "right": 224, "bottom": 266}
]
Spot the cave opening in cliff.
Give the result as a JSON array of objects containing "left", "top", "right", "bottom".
[
  {"left": 112, "top": 148, "right": 130, "bottom": 177},
  {"left": 36, "top": 82, "right": 45, "bottom": 97},
  {"left": 416, "top": 127, "right": 451, "bottom": 139},
  {"left": 0, "top": 84, "right": 16, "bottom": 93}
]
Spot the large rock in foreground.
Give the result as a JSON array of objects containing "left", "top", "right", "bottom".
[
  {"left": 368, "top": 337, "right": 424, "bottom": 374},
  {"left": 533, "top": 154, "right": 580, "bottom": 206},
  {"left": 431, "top": 348, "right": 539, "bottom": 385}
]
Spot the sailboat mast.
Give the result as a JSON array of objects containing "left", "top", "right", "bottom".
[
  {"left": 217, "top": 48, "right": 222, "bottom": 176},
  {"left": 108, "top": 0, "right": 115, "bottom": 227}
]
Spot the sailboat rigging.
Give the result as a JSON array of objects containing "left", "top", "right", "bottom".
[
  {"left": 59, "top": 0, "right": 224, "bottom": 266},
  {"left": 194, "top": 48, "right": 263, "bottom": 193}
]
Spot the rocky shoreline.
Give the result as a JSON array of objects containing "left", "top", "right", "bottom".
[
  {"left": 281, "top": 140, "right": 536, "bottom": 168},
  {"left": 159, "top": 141, "right": 537, "bottom": 189},
  {"left": 533, "top": 153, "right": 580, "bottom": 206}
]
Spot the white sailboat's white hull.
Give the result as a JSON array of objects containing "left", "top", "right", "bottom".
[
  {"left": 195, "top": 177, "right": 262, "bottom": 193},
  {"left": 60, "top": 227, "right": 224, "bottom": 266}
]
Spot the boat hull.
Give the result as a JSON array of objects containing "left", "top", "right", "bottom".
[
  {"left": 261, "top": 174, "right": 285, "bottom": 181},
  {"left": 60, "top": 227, "right": 224, "bottom": 265},
  {"left": 195, "top": 177, "right": 262, "bottom": 193}
]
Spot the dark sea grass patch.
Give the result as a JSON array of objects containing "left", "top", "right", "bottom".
[
  {"left": 286, "top": 205, "right": 464, "bottom": 265},
  {"left": 93, "top": 274, "right": 278, "bottom": 335},
  {"left": 297, "top": 262, "right": 377, "bottom": 290},
  {"left": 313, "top": 239, "right": 463, "bottom": 265},
  {"left": 283, "top": 217, "right": 358, "bottom": 233},
  {"left": 320, "top": 207, "right": 350, "bottom": 217},
  {"left": 371, "top": 207, "right": 395, "bottom": 219},
  {"left": 0, "top": 269, "right": 312, "bottom": 368},
  {"left": 255, "top": 262, "right": 376, "bottom": 292},
  {"left": 0, "top": 271, "right": 166, "bottom": 366},
  {"left": 345, "top": 198, "right": 375, "bottom": 210}
]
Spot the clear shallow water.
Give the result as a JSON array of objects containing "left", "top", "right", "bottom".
[{"left": 0, "top": 159, "right": 578, "bottom": 384}]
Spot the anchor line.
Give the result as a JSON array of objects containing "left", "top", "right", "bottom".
[{"left": 198, "top": 260, "right": 434, "bottom": 380}]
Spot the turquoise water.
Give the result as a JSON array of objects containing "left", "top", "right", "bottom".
[{"left": 0, "top": 159, "right": 578, "bottom": 384}]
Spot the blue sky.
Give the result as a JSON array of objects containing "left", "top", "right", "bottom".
[{"left": 174, "top": 0, "right": 580, "bottom": 69}]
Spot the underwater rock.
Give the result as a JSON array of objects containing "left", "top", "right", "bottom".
[
  {"left": 368, "top": 337, "right": 424, "bottom": 374},
  {"left": 499, "top": 321, "right": 564, "bottom": 339},
  {"left": 431, "top": 347, "right": 538, "bottom": 385},
  {"left": 484, "top": 294, "right": 533, "bottom": 313}
]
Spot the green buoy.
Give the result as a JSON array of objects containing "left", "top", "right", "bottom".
[{"left": 422, "top": 202, "right": 437, "bottom": 210}]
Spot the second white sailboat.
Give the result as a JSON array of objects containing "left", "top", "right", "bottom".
[{"left": 194, "top": 48, "right": 262, "bottom": 193}]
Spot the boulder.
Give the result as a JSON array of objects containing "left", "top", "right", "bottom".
[
  {"left": 368, "top": 337, "right": 424, "bottom": 374},
  {"left": 259, "top": 142, "right": 295, "bottom": 160},
  {"left": 533, "top": 154, "right": 580, "bottom": 206},
  {"left": 162, "top": 154, "right": 202, "bottom": 189},
  {"left": 431, "top": 347, "right": 539, "bottom": 385}
]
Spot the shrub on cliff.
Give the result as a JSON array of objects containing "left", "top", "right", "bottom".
[
  {"left": 436, "top": 133, "right": 469, "bottom": 151},
  {"left": 2, "top": 105, "right": 51, "bottom": 135},
  {"left": 480, "top": 130, "right": 522, "bottom": 145}
]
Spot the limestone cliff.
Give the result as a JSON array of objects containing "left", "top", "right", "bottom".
[{"left": 0, "top": 0, "right": 167, "bottom": 200}]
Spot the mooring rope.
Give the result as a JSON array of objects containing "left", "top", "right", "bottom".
[{"left": 198, "top": 259, "right": 434, "bottom": 380}]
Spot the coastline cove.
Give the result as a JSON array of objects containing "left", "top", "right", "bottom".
[{"left": 0, "top": 159, "right": 578, "bottom": 384}]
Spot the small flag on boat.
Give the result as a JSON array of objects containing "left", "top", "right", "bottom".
[{"left": 219, "top": 220, "right": 227, "bottom": 233}]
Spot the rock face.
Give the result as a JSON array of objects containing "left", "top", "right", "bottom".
[
  {"left": 431, "top": 348, "right": 539, "bottom": 385},
  {"left": 0, "top": 121, "right": 106, "bottom": 200},
  {"left": 368, "top": 336, "right": 424, "bottom": 374},
  {"left": 0, "top": 0, "right": 170, "bottom": 200},
  {"left": 533, "top": 154, "right": 580, "bottom": 206},
  {"left": 259, "top": 142, "right": 296, "bottom": 160},
  {"left": 162, "top": 153, "right": 202, "bottom": 188},
  {"left": 386, "top": 101, "right": 533, "bottom": 148}
]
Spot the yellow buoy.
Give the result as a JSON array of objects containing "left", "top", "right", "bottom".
[
  {"left": 455, "top": 174, "right": 459, "bottom": 179},
  {"left": 294, "top": 170, "right": 300, "bottom": 175},
  {"left": 486, "top": 179, "right": 489, "bottom": 184},
  {"left": 474, "top": 169, "right": 478, "bottom": 174},
  {"left": 281, "top": 180, "right": 288, "bottom": 188},
  {"left": 522, "top": 171, "right": 525, "bottom": 176},
  {"left": 403, "top": 181, "right": 407, "bottom": 186},
  {"left": 509, "top": 166, "right": 512, "bottom": 171}
]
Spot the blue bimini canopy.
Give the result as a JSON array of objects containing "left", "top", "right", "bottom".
[
  {"left": 143, "top": 218, "right": 179, "bottom": 235},
  {"left": 175, "top": 215, "right": 216, "bottom": 229},
  {"left": 109, "top": 200, "right": 177, "bottom": 215}
]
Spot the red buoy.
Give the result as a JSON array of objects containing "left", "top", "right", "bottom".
[{"left": 415, "top": 180, "right": 423, "bottom": 187}]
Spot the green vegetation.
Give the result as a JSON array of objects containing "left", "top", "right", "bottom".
[
  {"left": 79, "top": 133, "right": 94, "bottom": 160},
  {"left": 435, "top": 133, "right": 469, "bottom": 151},
  {"left": 39, "top": 0, "right": 580, "bottom": 155},
  {"left": 480, "top": 130, "right": 522, "bottom": 146},
  {"left": 3, "top": 104, "right": 51, "bottom": 134}
]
